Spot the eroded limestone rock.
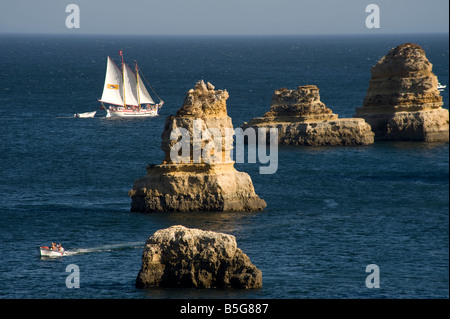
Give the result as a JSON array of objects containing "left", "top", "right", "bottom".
[
  {"left": 354, "top": 43, "right": 449, "bottom": 141},
  {"left": 242, "top": 85, "right": 374, "bottom": 146},
  {"left": 136, "top": 225, "right": 262, "bottom": 289},
  {"left": 129, "top": 80, "right": 266, "bottom": 213}
]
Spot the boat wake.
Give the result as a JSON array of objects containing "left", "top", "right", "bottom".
[{"left": 64, "top": 241, "right": 145, "bottom": 256}]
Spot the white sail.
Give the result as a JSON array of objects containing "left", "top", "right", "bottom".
[
  {"left": 123, "top": 63, "right": 139, "bottom": 106},
  {"left": 137, "top": 73, "right": 155, "bottom": 104},
  {"left": 100, "top": 57, "right": 124, "bottom": 106}
]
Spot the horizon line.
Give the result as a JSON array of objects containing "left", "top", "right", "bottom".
[{"left": 0, "top": 31, "right": 449, "bottom": 38}]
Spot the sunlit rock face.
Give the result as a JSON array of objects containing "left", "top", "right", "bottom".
[{"left": 355, "top": 43, "right": 449, "bottom": 142}]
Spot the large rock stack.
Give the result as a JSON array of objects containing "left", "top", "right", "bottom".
[
  {"left": 136, "top": 225, "right": 262, "bottom": 289},
  {"left": 129, "top": 80, "right": 266, "bottom": 213},
  {"left": 354, "top": 43, "right": 449, "bottom": 141},
  {"left": 242, "top": 85, "right": 374, "bottom": 146}
]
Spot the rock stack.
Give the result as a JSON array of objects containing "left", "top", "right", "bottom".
[
  {"left": 129, "top": 80, "right": 266, "bottom": 213},
  {"left": 354, "top": 43, "right": 449, "bottom": 141},
  {"left": 136, "top": 225, "right": 262, "bottom": 289},
  {"left": 242, "top": 85, "right": 374, "bottom": 146}
]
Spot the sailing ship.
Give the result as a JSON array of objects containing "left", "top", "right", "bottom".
[{"left": 99, "top": 50, "right": 163, "bottom": 118}]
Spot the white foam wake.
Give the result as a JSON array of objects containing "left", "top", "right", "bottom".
[{"left": 64, "top": 241, "right": 144, "bottom": 256}]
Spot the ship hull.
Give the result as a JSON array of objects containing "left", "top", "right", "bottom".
[
  {"left": 40, "top": 246, "right": 66, "bottom": 257},
  {"left": 106, "top": 108, "right": 158, "bottom": 118}
]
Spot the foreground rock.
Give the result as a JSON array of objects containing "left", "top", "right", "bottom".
[
  {"left": 129, "top": 80, "right": 266, "bottom": 213},
  {"left": 242, "top": 85, "right": 374, "bottom": 146},
  {"left": 136, "top": 225, "right": 262, "bottom": 289},
  {"left": 354, "top": 43, "right": 449, "bottom": 141}
]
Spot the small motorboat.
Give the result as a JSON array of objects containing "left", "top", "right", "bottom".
[
  {"left": 74, "top": 111, "right": 96, "bottom": 118},
  {"left": 437, "top": 82, "right": 446, "bottom": 91},
  {"left": 40, "top": 245, "right": 66, "bottom": 257}
]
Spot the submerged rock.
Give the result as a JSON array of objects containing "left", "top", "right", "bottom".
[
  {"left": 242, "top": 85, "right": 374, "bottom": 146},
  {"left": 129, "top": 80, "right": 266, "bottom": 213},
  {"left": 354, "top": 43, "right": 449, "bottom": 141},
  {"left": 135, "top": 225, "right": 262, "bottom": 289}
]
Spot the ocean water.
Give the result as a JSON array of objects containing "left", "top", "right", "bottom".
[{"left": 0, "top": 33, "right": 448, "bottom": 299}]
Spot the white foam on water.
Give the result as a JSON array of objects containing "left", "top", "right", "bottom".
[
  {"left": 64, "top": 241, "right": 145, "bottom": 256},
  {"left": 323, "top": 199, "right": 339, "bottom": 208}
]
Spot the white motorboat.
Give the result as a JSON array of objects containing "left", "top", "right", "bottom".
[
  {"left": 40, "top": 245, "right": 66, "bottom": 257},
  {"left": 74, "top": 111, "right": 97, "bottom": 118},
  {"left": 437, "top": 82, "right": 446, "bottom": 91},
  {"left": 99, "top": 50, "right": 164, "bottom": 118}
]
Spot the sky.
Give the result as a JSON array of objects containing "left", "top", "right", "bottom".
[{"left": 0, "top": 0, "right": 448, "bottom": 35}]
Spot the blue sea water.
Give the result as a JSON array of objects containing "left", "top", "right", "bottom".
[{"left": 0, "top": 33, "right": 448, "bottom": 299}]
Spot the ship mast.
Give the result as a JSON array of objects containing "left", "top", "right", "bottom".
[
  {"left": 120, "top": 49, "right": 126, "bottom": 108},
  {"left": 135, "top": 61, "right": 141, "bottom": 111}
]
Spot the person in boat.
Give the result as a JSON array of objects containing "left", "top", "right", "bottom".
[
  {"left": 51, "top": 242, "right": 57, "bottom": 250},
  {"left": 57, "top": 243, "right": 64, "bottom": 252}
]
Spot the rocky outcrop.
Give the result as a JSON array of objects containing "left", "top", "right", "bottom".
[
  {"left": 136, "top": 225, "right": 262, "bottom": 289},
  {"left": 354, "top": 43, "right": 449, "bottom": 141},
  {"left": 128, "top": 80, "right": 266, "bottom": 213},
  {"left": 242, "top": 85, "right": 374, "bottom": 146}
]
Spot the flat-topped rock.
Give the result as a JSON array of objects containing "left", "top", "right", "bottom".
[
  {"left": 263, "top": 85, "right": 338, "bottom": 122},
  {"left": 242, "top": 85, "right": 374, "bottom": 146}
]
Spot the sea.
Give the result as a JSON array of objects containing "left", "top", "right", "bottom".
[{"left": 0, "top": 33, "right": 448, "bottom": 300}]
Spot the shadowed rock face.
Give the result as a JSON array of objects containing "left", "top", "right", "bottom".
[
  {"left": 355, "top": 43, "right": 449, "bottom": 142},
  {"left": 242, "top": 85, "right": 374, "bottom": 146},
  {"left": 129, "top": 80, "right": 266, "bottom": 213},
  {"left": 136, "top": 225, "right": 262, "bottom": 289}
]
